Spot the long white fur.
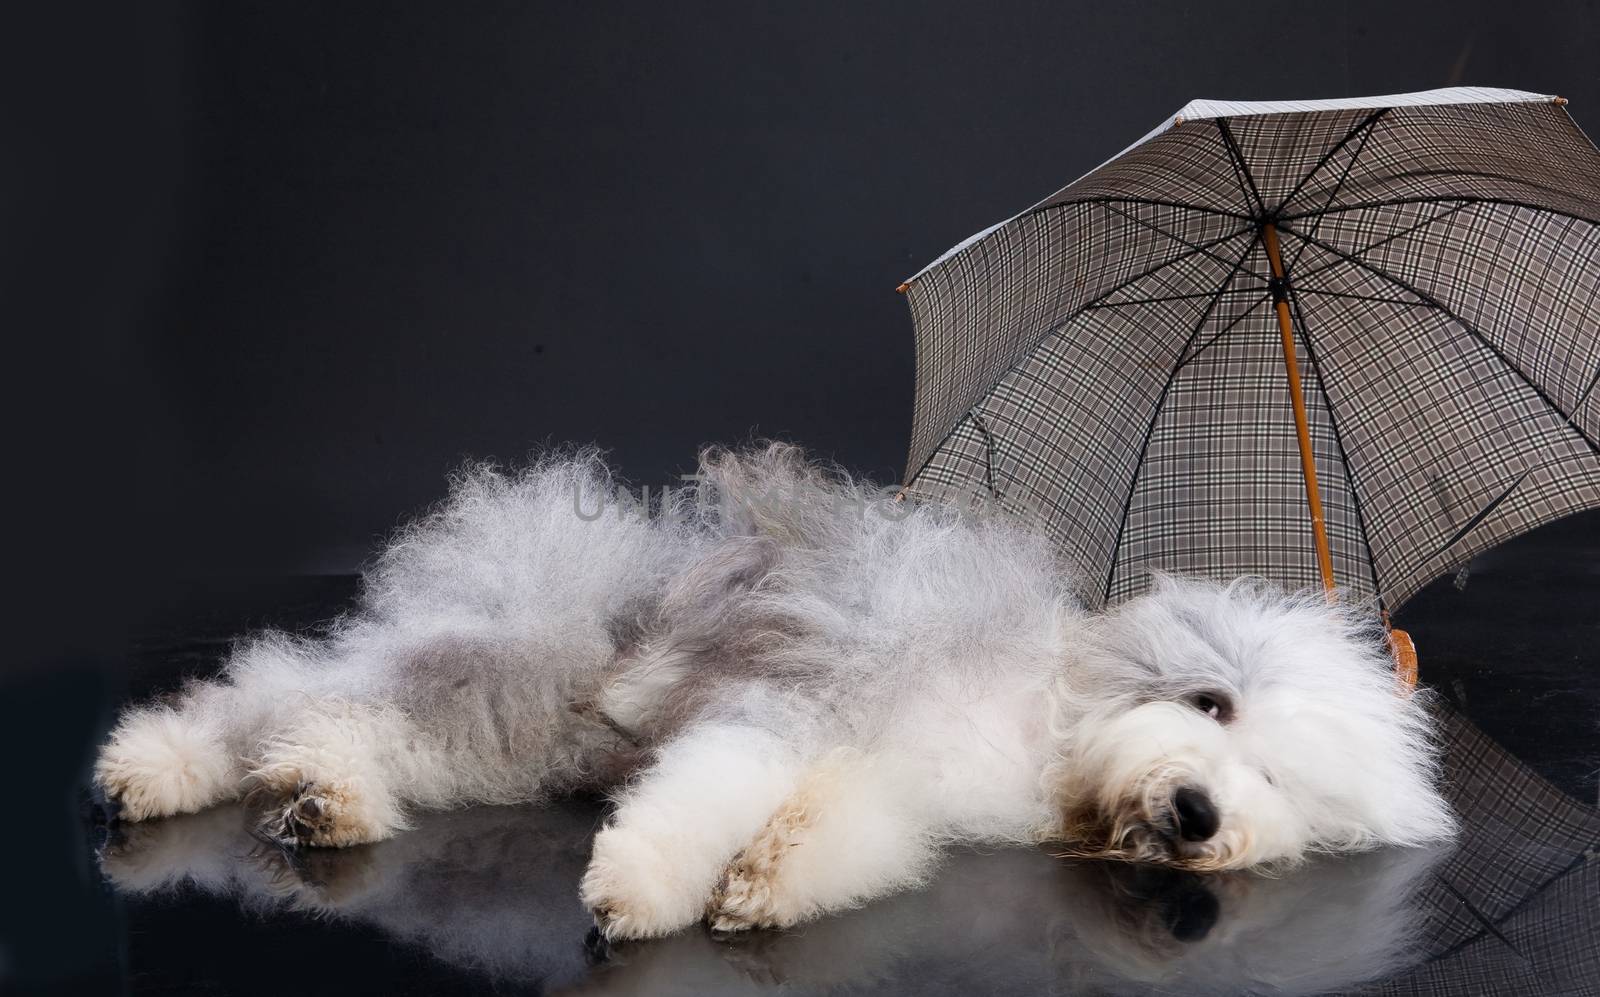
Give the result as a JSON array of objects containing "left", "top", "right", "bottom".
[{"left": 95, "top": 444, "right": 1455, "bottom": 940}]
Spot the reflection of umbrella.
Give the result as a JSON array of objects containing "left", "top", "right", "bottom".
[
  {"left": 898, "top": 88, "right": 1600, "bottom": 670},
  {"left": 1363, "top": 708, "right": 1600, "bottom": 996}
]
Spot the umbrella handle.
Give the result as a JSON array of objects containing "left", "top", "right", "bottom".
[{"left": 1388, "top": 627, "right": 1420, "bottom": 691}]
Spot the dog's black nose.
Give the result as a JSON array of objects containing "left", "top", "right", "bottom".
[{"left": 1172, "top": 786, "right": 1219, "bottom": 842}]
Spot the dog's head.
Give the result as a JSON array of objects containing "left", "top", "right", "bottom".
[{"left": 1050, "top": 575, "right": 1454, "bottom": 870}]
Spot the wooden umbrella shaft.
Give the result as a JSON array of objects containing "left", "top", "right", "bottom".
[{"left": 1262, "top": 222, "right": 1337, "bottom": 596}]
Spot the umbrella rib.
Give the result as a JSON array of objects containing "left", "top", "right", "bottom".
[
  {"left": 1279, "top": 195, "right": 1600, "bottom": 228},
  {"left": 1427, "top": 469, "right": 1533, "bottom": 566},
  {"left": 907, "top": 197, "right": 1252, "bottom": 292},
  {"left": 1098, "top": 201, "right": 1246, "bottom": 270},
  {"left": 1276, "top": 107, "right": 1390, "bottom": 219},
  {"left": 1070, "top": 226, "right": 1258, "bottom": 309},
  {"left": 1286, "top": 111, "right": 1388, "bottom": 272},
  {"left": 1292, "top": 287, "right": 1430, "bottom": 306},
  {"left": 901, "top": 226, "right": 1257, "bottom": 494},
  {"left": 1101, "top": 233, "right": 1266, "bottom": 603},
  {"left": 1289, "top": 201, "right": 1477, "bottom": 286},
  {"left": 1026, "top": 195, "right": 1255, "bottom": 224},
  {"left": 1429, "top": 875, "right": 1530, "bottom": 962},
  {"left": 1422, "top": 847, "right": 1594, "bottom": 966},
  {"left": 1173, "top": 294, "right": 1272, "bottom": 370},
  {"left": 1287, "top": 165, "right": 1584, "bottom": 205},
  {"left": 1276, "top": 223, "right": 1600, "bottom": 459},
  {"left": 1577, "top": 362, "right": 1600, "bottom": 412},
  {"left": 1285, "top": 284, "right": 1388, "bottom": 604},
  {"left": 969, "top": 410, "right": 1002, "bottom": 499},
  {"left": 1216, "top": 118, "right": 1267, "bottom": 218},
  {"left": 1087, "top": 287, "right": 1266, "bottom": 310}
]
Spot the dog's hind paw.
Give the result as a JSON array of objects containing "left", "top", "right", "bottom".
[
  {"left": 94, "top": 709, "right": 234, "bottom": 821},
  {"left": 706, "top": 804, "right": 813, "bottom": 933},
  {"left": 707, "top": 859, "right": 779, "bottom": 933}
]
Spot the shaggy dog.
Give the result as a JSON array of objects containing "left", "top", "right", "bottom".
[{"left": 95, "top": 445, "right": 1454, "bottom": 940}]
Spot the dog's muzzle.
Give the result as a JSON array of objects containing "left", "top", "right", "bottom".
[{"left": 1059, "top": 782, "right": 1228, "bottom": 869}]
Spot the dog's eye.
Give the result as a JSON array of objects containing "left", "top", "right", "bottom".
[{"left": 1189, "top": 693, "right": 1231, "bottom": 722}]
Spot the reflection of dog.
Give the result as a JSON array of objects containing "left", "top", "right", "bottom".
[
  {"left": 95, "top": 444, "right": 1453, "bottom": 940},
  {"left": 1051, "top": 850, "right": 1444, "bottom": 995},
  {"left": 96, "top": 799, "right": 1444, "bottom": 996},
  {"left": 97, "top": 802, "right": 599, "bottom": 988}
]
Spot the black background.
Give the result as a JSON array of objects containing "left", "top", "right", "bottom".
[
  {"left": 6, "top": 4, "right": 1599, "bottom": 991},
  {"left": 17, "top": 0, "right": 1599, "bottom": 589}
]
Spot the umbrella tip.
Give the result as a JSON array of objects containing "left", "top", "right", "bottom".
[
  {"left": 895, "top": 282, "right": 911, "bottom": 294},
  {"left": 1552, "top": 96, "right": 1569, "bottom": 106}
]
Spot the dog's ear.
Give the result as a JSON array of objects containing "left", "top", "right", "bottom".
[{"left": 1238, "top": 662, "right": 1455, "bottom": 850}]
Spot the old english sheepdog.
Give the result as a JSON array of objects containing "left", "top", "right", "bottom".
[{"left": 95, "top": 445, "right": 1454, "bottom": 940}]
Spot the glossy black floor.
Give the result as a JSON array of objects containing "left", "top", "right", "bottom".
[{"left": 29, "top": 514, "right": 1600, "bottom": 995}]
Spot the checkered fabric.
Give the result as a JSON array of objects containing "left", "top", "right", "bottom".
[
  {"left": 902, "top": 90, "right": 1600, "bottom": 610},
  {"left": 1361, "top": 706, "right": 1600, "bottom": 995}
]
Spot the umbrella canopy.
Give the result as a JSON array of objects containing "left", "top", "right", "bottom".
[{"left": 900, "top": 87, "right": 1600, "bottom": 614}]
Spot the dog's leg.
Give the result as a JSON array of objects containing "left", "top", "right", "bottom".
[
  {"left": 707, "top": 752, "right": 938, "bottom": 932},
  {"left": 95, "top": 630, "right": 344, "bottom": 822},
  {"left": 581, "top": 724, "right": 804, "bottom": 940},
  {"left": 95, "top": 674, "right": 417, "bottom": 839}
]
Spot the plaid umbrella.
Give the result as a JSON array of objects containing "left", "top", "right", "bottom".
[{"left": 899, "top": 88, "right": 1600, "bottom": 649}]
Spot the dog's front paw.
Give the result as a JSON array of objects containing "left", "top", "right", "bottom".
[
  {"left": 581, "top": 824, "right": 705, "bottom": 940},
  {"left": 255, "top": 778, "right": 394, "bottom": 849}
]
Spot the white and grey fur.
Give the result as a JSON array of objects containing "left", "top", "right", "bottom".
[{"left": 95, "top": 444, "right": 1455, "bottom": 939}]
